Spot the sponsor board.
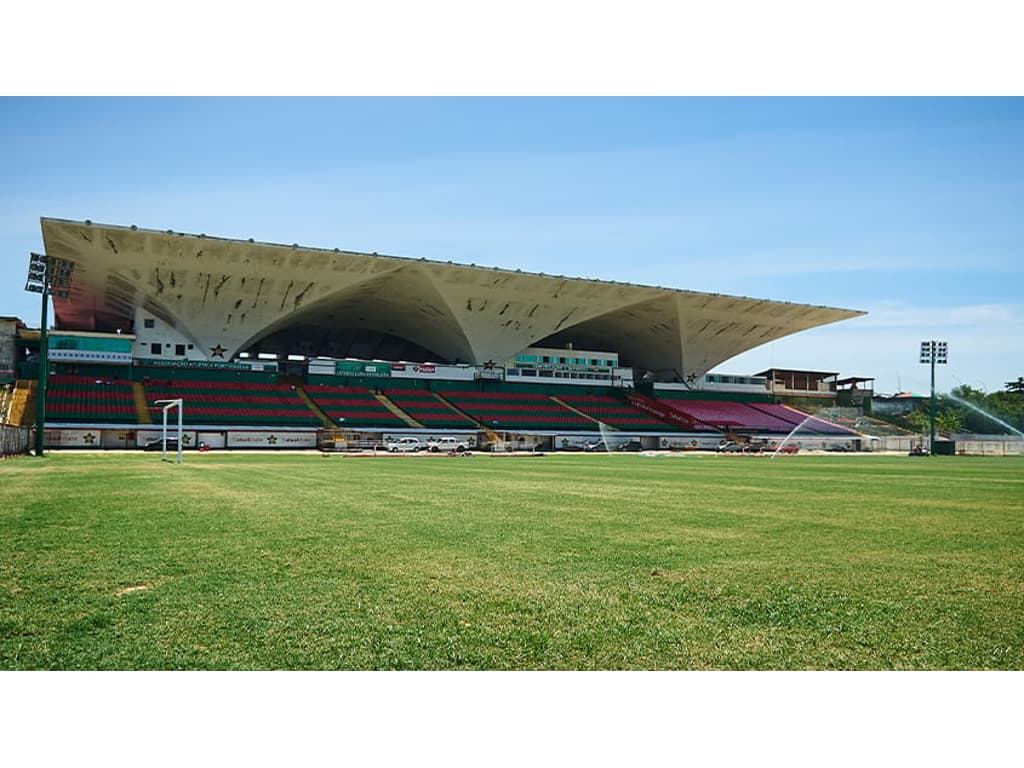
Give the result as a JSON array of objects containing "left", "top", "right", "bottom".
[
  {"left": 136, "top": 430, "right": 198, "bottom": 447},
  {"left": 136, "top": 359, "right": 277, "bottom": 372},
  {"left": 335, "top": 361, "right": 392, "bottom": 377},
  {"left": 658, "top": 436, "right": 724, "bottom": 450},
  {"left": 390, "top": 363, "right": 475, "bottom": 380},
  {"left": 44, "top": 429, "right": 104, "bottom": 447},
  {"left": 101, "top": 429, "right": 138, "bottom": 448},
  {"left": 226, "top": 431, "right": 318, "bottom": 448},
  {"left": 197, "top": 431, "right": 226, "bottom": 449},
  {"left": 555, "top": 435, "right": 594, "bottom": 450}
]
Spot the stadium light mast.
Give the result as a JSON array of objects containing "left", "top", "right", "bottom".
[
  {"left": 919, "top": 340, "right": 948, "bottom": 455},
  {"left": 24, "top": 252, "right": 75, "bottom": 458}
]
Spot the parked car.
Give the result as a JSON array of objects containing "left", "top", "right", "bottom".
[
  {"left": 387, "top": 437, "right": 423, "bottom": 453},
  {"left": 615, "top": 440, "right": 643, "bottom": 452},
  {"left": 428, "top": 436, "right": 470, "bottom": 453},
  {"left": 715, "top": 440, "right": 744, "bottom": 453}
]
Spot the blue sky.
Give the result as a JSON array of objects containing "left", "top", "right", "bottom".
[{"left": 1, "top": 97, "right": 1021, "bottom": 394}]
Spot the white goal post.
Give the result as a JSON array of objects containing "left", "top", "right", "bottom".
[{"left": 154, "top": 398, "right": 184, "bottom": 464}]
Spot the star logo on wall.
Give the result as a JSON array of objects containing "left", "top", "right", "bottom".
[
  {"left": 210, "top": 344, "right": 226, "bottom": 358},
  {"left": 266, "top": 435, "right": 277, "bottom": 445},
  {"left": 83, "top": 432, "right": 97, "bottom": 444},
  {"left": 686, "top": 372, "right": 699, "bottom": 385}
]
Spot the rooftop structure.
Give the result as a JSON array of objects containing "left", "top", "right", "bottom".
[{"left": 40, "top": 218, "right": 865, "bottom": 383}]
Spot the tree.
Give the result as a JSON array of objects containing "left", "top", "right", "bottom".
[
  {"left": 940, "top": 383, "right": 1024, "bottom": 434},
  {"left": 904, "top": 409, "right": 930, "bottom": 433},
  {"left": 950, "top": 384, "right": 985, "bottom": 404},
  {"left": 935, "top": 409, "right": 965, "bottom": 434}
]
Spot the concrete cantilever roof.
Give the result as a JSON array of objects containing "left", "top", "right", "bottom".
[{"left": 40, "top": 218, "right": 865, "bottom": 380}]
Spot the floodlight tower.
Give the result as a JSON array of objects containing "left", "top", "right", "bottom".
[
  {"left": 919, "top": 340, "right": 948, "bottom": 455},
  {"left": 24, "top": 252, "right": 75, "bottom": 457}
]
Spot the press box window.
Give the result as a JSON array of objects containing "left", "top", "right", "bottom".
[
  {"left": 175, "top": 344, "right": 186, "bottom": 356},
  {"left": 150, "top": 343, "right": 161, "bottom": 355},
  {"left": 143, "top": 318, "right": 155, "bottom": 329}
]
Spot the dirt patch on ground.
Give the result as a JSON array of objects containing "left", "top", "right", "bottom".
[
  {"left": 115, "top": 576, "right": 172, "bottom": 597},
  {"left": 115, "top": 584, "right": 150, "bottom": 596}
]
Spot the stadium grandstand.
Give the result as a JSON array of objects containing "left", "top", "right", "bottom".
[{"left": 1, "top": 217, "right": 876, "bottom": 452}]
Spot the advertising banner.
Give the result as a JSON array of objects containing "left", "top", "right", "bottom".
[
  {"left": 135, "top": 430, "right": 198, "bottom": 447},
  {"left": 197, "top": 431, "right": 227, "bottom": 449},
  {"left": 44, "top": 429, "right": 104, "bottom": 447},
  {"left": 101, "top": 429, "right": 138, "bottom": 449},
  {"left": 335, "top": 361, "right": 392, "bottom": 377},
  {"left": 390, "top": 363, "right": 475, "bottom": 381},
  {"left": 136, "top": 359, "right": 278, "bottom": 372},
  {"left": 658, "top": 436, "right": 724, "bottom": 450},
  {"left": 226, "top": 431, "right": 318, "bottom": 448}
]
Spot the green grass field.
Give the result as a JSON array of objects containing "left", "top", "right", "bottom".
[{"left": 1, "top": 451, "right": 1021, "bottom": 670}]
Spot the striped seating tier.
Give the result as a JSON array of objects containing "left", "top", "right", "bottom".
[
  {"left": 46, "top": 375, "right": 138, "bottom": 423},
  {"left": 440, "top": 390, "right": 597, "bottom": 430},
  {"left": 303, "top": 385, "right": 407, "bottom": 428},
  {"left": 383, "top": 388, "right": 477, "bottom": 428},
  {"left": 656, "top": 398, "right": 801, "bottom": 432},
  {"left": 749, "top": 403, "right": 856, "bottom": 435},
  {"left": 558, "top": 393, "right": 684, "bottom": 431},
  {"left": 144, "top": 381, "right": 320, "bottom": 426}
]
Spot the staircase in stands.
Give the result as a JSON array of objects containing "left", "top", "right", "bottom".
[{"left": 374, "top": 393, "right": 423, "bottom": 428}]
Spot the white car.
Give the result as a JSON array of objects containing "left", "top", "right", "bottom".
[
  {"left": 388, "top": 437, "right": 423, "bottom": 453},
  {"left": 428, "top": 436, "right": 470, "bottom": 453}
]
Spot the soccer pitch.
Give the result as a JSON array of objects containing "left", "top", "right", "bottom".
[{"left": 1, "top": 452, "right": 1021, "bottom": 670}]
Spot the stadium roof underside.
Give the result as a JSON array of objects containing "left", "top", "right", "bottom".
[{"left": 40, "top": 218, "right": 865, "bottom": 381}]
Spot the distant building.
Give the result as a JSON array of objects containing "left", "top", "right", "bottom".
[{"left": 0, "top": 316, "right": 25, "bottom": 383}]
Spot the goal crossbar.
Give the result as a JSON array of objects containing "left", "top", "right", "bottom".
[{"left": 154, "top": 398, "right": 183, "bottom": 463}]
